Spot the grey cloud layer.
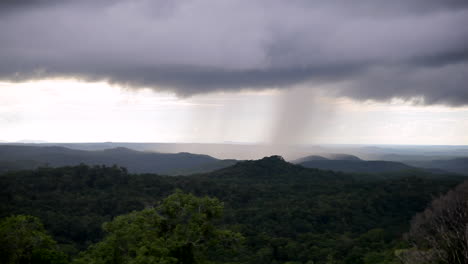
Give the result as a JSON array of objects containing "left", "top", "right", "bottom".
[{"left": 0, "top": 0, "right": 467, "bottom": 104}]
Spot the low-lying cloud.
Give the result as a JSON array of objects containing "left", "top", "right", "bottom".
[{"left": 0, "top": 0, "right": 467, "bottom": 105}]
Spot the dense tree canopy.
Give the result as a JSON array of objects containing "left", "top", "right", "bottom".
[{"left": 0, "top": 157, "right": 465, "bottom": 263}]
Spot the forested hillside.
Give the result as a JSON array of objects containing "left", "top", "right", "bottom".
[
  {"left": 406, "top": 157, "right": 468, "bottom": 176},
  {"left": 0, "top": 145, "right": 234, "bottom": 175},
  {"left": 298, "top": 159, "right": 417, "bottom": 174},
  {"left": 0, "top": 156, "right": 465, "bottom": 263}
]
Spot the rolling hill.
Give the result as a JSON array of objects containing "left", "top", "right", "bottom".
[
  {"left": 0, "top": 145, "right": 235, "bottom": 175},
  {"left": 405, "top": 157, "right": 468, "bottom": 175},
  {"left": 293, "top": 154, "right": 419, "bottom": 174}
]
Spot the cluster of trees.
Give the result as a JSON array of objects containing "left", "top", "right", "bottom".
[
  {"left": 400, "top": 180, "right": 468, "bottom": 264},
  {"left": 75, "top": 191, "right": 243, "bottom": 264},
  {"left": 0, "top": 215, "right": 67, "bottom": 264},
  {"left": 1, "top": 156, "right": 467, "bottom": 263}
]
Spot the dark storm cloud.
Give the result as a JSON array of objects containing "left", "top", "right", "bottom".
[{"left": 0, "top": 0, "right": 467, "bottom": 105}]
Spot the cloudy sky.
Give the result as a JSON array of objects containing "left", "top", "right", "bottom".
[{"left": 1, "top": 0, "right": 467, "bottom": 144}]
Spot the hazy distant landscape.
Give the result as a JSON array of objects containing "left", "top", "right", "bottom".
[{"left": 1, "top": 143, "right": 467, "bottom": 175}]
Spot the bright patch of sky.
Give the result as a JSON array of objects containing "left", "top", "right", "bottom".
[{"left": 1, "top": 79, "right": 467, "bottom": 145}]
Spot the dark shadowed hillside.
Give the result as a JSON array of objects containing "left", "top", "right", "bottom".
[
  {"left": 293, "top": 154, "right": 418, "bottom": 174},
  {"left": 0, "top": 145, "right": 235, "bottom": 175},
  {"left": 298, "top": 160, "right": 417, "bottom": 174},
  {"left": 405, "top": 157, "right": 468, "bottom": 175}
]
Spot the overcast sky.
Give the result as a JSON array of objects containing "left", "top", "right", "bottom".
[{"left": 1, "top": 0, "right": 467, "bottom": 144}]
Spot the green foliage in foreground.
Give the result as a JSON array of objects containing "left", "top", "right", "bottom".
[
  {"left": 0, "top": 157, "right": 465, "bottom": 263},
  {"left": 0, "top": 215, "right": 67, "bottom": 264},
  {"left": 74, "top": 191, "right": 243, "bottom": 264}
]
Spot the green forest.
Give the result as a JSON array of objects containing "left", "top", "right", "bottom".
[{"left": 1, "top": 156, "right": 467, "bottom": 264}]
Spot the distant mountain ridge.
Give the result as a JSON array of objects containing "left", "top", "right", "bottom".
[
  {"left": 1, "top": 145, "right": 465, "bottom": 176},
  {"left": 0, "top": 145, "right": 234, "bottom": 175},
  {"left": 292, "top": 154, "right": 362, "bottom": 164},
  {"left": 405, "top": 157, "right": 468, "bottom": 175},
  {"left": 292, "top": 154, "right": 426, "bottom": 174}
]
